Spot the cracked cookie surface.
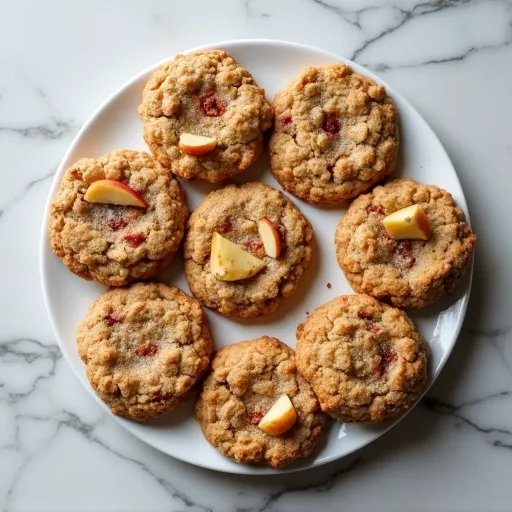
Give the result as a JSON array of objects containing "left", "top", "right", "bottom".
[
  {"left": 139, "top": 49, "right": 273, "bottom": 183},
  {"left": 269, "top": 63, "right": 398, "bottom": 204},
  {"left": 184, "top": 182, "right": 314, "bottom": 318},
  {"left": 195, "top": 336, "right": 325, "bottom": 468},
  {"left": 77, "top": 282, "right": 212, "bottom": 421},
  {"left": 335, "top": 179, "right": 476, "bottom": 308},
  {"left": 296, "top": 294, "right": 428, "bottom": 422},
  {"left": 49, "top": 149, "right": 188, "bottom": 287}
]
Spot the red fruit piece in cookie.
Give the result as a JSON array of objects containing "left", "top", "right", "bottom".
[
  {"left": 394, "top": 240, "right": 416, "bottom": 269},
  {"left": 323, "top": 113, "right": 341, "bottom": 136},
  {"left": 368, "top": 204, "right": 385, "bottom": 215},
  {"left": 108, "top": 218, "right": 128, "bottom": 231},
  {"left": 105, "top": 314, "right": 121, "bottom": 326},
  {"left": 152, "top": 392, "right": 173, "bottom": 403},
  {"left": 123, "top": 233, "right": 145, "bottom": 248},
  {"left": 135, "top": 343, "right": 158, "bottom": 357},
  {"left": 199, "top": 90, "right": 226, "bottom": 117}
]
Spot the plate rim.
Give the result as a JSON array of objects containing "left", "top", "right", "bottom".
[{"left": 39, "top": 38, "right": 473, "bottom": 474}]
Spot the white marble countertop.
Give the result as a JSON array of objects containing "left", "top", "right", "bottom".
[{"left": 1, "top": 0, "right": 511, "bottom": 510}]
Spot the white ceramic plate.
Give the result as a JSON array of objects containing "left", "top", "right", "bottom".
[{"left": 40, "top": 39, "right": 472, "bottom": 474}]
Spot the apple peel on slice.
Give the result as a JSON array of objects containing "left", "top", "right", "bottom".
[
  {"left": 210, "top": 232, "right": 266, "bottom": 282},
  {"left": 84, "top": 179, "right": 148, "bottom": 208},
  {"left": 258, "top": 395, "right": 297, "bottom": 436},
  {"left": 179, "top": 133, "right": 217, "bottom": 157},
  {"left": 382, "top": 204, "right": 431, "bottom": 241},
  {"left": 258, "top": 218, "right": 282, "bottom": 258}
]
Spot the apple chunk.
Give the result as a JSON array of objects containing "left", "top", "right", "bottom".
[
  {"left": 179, "top": 133, "right": 217, "bottom": 156},
  {"left": 383, "top": 205, "right": 431, "bottom": 241},
  {"left": 258, "top": 395, "right": 297, "bottom": 436},
  {"left": 84, "top": 179, "right": 148, "bottom": 208},
  {"left": 258, "top": 218, "right": 282, "bottom": 258},
  {"left": 210, "top": 232, "right": 266, "bottom": 281}
]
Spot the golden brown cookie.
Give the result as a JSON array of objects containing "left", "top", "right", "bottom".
[
  {"left": 269, "top": 63, "right": 398, "bottom": 204},
  {"left": 77, "top": 282, "right": 212, "bottom": 421},
  {"left": 184, "top": 182, "right": 314, "bottom": 318},
  {"left": 296, "top": 294, "right": 428, "bottom": 422},
  {"left": 195, "top": 336, "right": 325, "bottom": 468},
  {"left": 139, "top": 49, "right": 273, "bottom": 183},
  {"left": 49, "top": 149, "right": 188, "bottom": 287},
  {"left": 335, "top": 179, "right": 476, "bottom": 308}
]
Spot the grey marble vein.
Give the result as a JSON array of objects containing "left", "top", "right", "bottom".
[
  {"left": 0, "top": 117, "right": 78, "bottom": 140},
  {"left": 53, "top": 412, "right": 213, "bottom": 512},
  {"left": 244, "top": 0, "right": 271, "bottom": 18},
  {"left": 423, "top": 392, "right": 512, "bottom": 438},
  {"left": 372, "top": 39, "right": 512, "bottom": 71},
  {"left": 309, "top": 0, "right": 512, "bottom": 71},
  {"left": 0, "top": 338, "right": 61, "bottom": 404},
  {"left": 35, "top": 87, "right": 47, "bottom": 99},
  {"left": 350, "top": 0, "right": 477, "bottom": 62},
  {"left": 254, "top": 457, "right": 363, "bottom": 512},
  {"left": 311, "top": 0, "right": 364, "bottom": 28},
  {"left": 0, "top": 169, "right": 55, "bottom": 218},
  {"left": 3, "top": 407, "right": 214, "bottom": 512},
  {"left": 469, "top": 325, "right": 512, "bottom": 373}
]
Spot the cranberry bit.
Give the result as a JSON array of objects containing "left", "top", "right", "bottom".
[
  {"left": 367, "top": 321, "right": 382, "bottom": 335},
  {"left": 249, "top": 410, "right": 265, "bottom": 425},
  {"left": 244, "top": 239, "right": 263, "bottom": 250},
  {"left": 281, "top": 114, "right": 292, "bottom": 126},
  {"left": 152, "top": 392, "right": 173, "bottom": 403},
  {"left": 395, "top": 240, "right": 416, "bottom": 269},
  {"left": 358, "top": 311, "right": 382, "bottom": 335},
  {"left": 123, "top": 233, "right": 145, "bottom": 248},
  {"left": 217, "top": 220, "right": 233, "bottom": 234},
  {"left": 368, "top": 204, "right": 385, "bottom": 215},
  {"left": 108, "top": 218, "right": 128, "bottom": 231},
  {"left": 327, "top": 283, "right": 332, "bottom": 289},
  {"left": 378, "top": 347, "right": 397, "bottom": 376},
  {"left": 136, "top": 343, "right": 158, "bottom": 357},
  {"left": 105, "top": 314, "right": 121, "bottom": 326},
  {"left": 323, "top": 112, "right": 341, "bottom": 137},
  {"left": 243, "top": 239, "right": 264, "bottom": 258},
  {"left": 276, "top": 224, "right": 287, "bottom": 249},
  {"left": 198, "top": 90, "right": 226, "bottom": 117}
]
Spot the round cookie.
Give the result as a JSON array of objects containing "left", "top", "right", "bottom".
[
  {"left": 269, "top": 63, "right": 398, "bottom": 204},
  {"left": 195, "top": 336, "right": 325, "bottom": 468},
  {"left": 184, "top": 182, "right": 314, "bottom": 318},
  {"left": 335, "top": 179, "right": 476, "bottom": 308},
  {"left": 296, "top": 294, "right": 428, "bottom": 422},
  {"left": 77, "top": 282, "right": 212, "bottom": 421},
  {"left": 49, "top": 149, "right": 188, "bottom": 287},
  {"left": 139, "top": 49, "right": 273, "bottom": 183}
]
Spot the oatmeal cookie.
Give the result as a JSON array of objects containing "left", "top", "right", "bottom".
[
  {"left": 335, "top": 179, "right": 476, "bottom": 308},
  {"left": 296, "top": 294, "right": 428, "bottom": 422},
  {"left": 139, "top": 49, "right": 273, "bottom": 183},
  {"left": 49, "top": 149, "right": 188, "bottom": 287},
  {"left": 77, "top": 282, "right": 212, "bottom": 421},
  {"left": 195, "top": 336, "right": 325, "bottom": 468},
  {"left": 184, "top": 182, "right": 314, "bottom": 318},
  {"left": 269, "top": 63, "right": 398, "bottom": 204}
]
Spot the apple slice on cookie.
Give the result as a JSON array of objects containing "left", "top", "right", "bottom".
[
  {"left": 179, "top": 133, "right": 217, "bottom": 157},
  {"left": 258, "top": 218, "right": 282, "bottom": 258},
  {"left": 84, "top": 180, "right": 148, "bottom": 208},
  {"left": 210, "top": 233, "right": 266, "bottom": 281},
  {"left": 383, "top": 205, "right": 431, "bottom": 241},
  {"left": 258, "top": 395, "right": 297, "bottom": 436}
]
